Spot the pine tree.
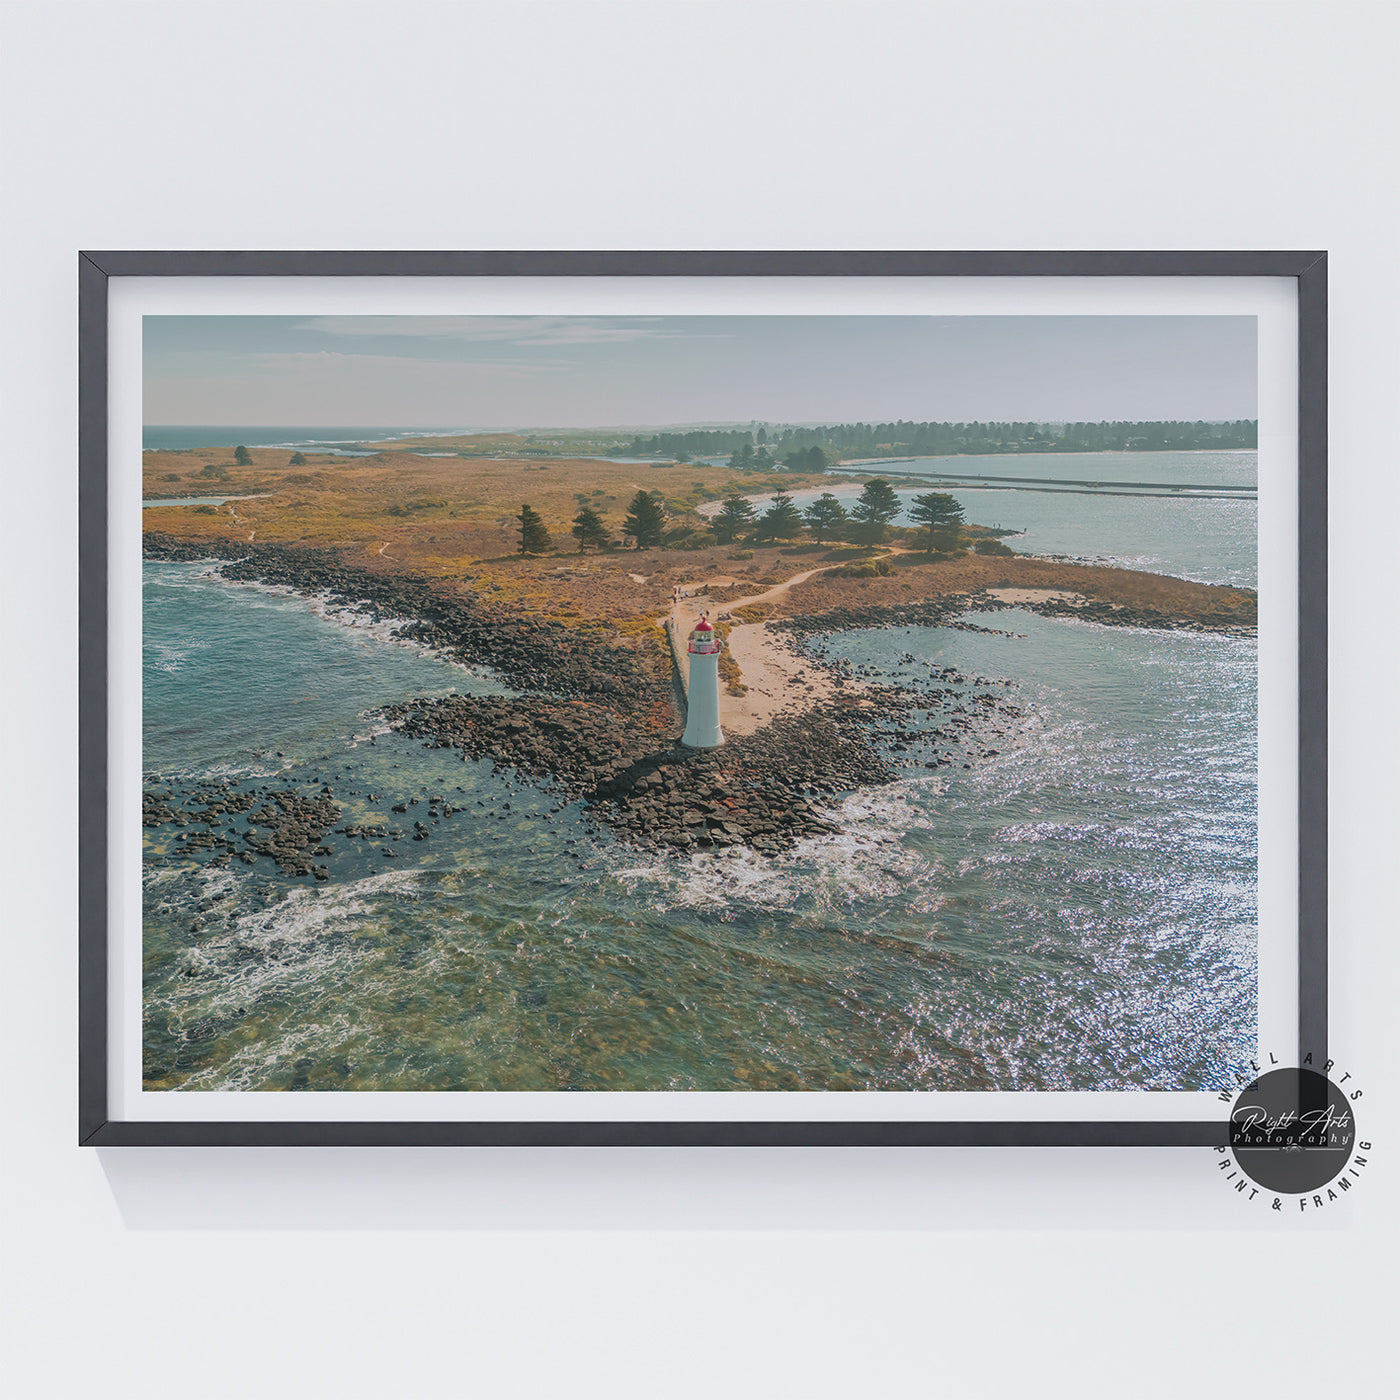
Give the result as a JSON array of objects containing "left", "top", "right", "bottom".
[
  {"left": 713, "top": 493, "right": 756, "bottom": 544},
  {"left": 754, "top": 492, "right": 803, "bottom": 542},
  {"left": 234, "top": 445, "right": 253, "bottom": 466},
  {"left": 849, "top": 478, "right": 902, "bottom": 543},
  {"left": 517, "top": 503, "right": 553, "bottom": 554},
  {"left": 570, "top": 506, "right": 610, "bottom": 552},
  {"left": 803, "top": 492, "right": 849, "bottom": 543},
  {"left": 908, "top": 491, "right": 964, "bottom": 552},
  {"left": 622, "top": 490, "right": 666, "bottom": 549}
]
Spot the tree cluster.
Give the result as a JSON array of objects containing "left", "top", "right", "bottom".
[
  {"left": 514, "top": 491, "right": 675, "bottom": 555},
  {"left": 623, "top": 418, "right": 1256, "bottom": 472},
  {"left": 765, "top": 418, "right": 1257, "bottom": 457},
  {"left": 713, "top": 478, "right": 956, "bottom": 549},
  {"left": 514, "top": 481, "right": 968, "bottom": 558},
  {"left": 628, "top": 429, "right": 753, "bottom": 458}
]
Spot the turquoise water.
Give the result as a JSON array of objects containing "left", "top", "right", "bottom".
[
  {"left": 143, "top": 565, "right": 509, "bottom": 777},
  {"left": 142, "top": 560, "right": 1257, "bottom": 1093}
]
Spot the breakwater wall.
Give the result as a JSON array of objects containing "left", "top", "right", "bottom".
[{"left": 664, "top": 617, "right": 689, "bottom": 712}]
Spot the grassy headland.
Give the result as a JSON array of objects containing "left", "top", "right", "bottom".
[
  {"left": 143, "top": 443, "right": 1254, "bottom": 632},
  {"left": 141, "top": 442, "right": 1255, "bottom": 862}
]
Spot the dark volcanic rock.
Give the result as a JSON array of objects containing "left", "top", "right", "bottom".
[
  {"left": 772, "top": 595, "right": 973, "bottom": 643},
  {"left": 143, "top": 534, "right": 656, "bottom": 706},
  {"left": 143, "top": 536, "right": 1026, "bottom": 859},
  {"left": 144, "top": 778, "right": 340, "bottom": 880},
  {"left": 384, "top": 691, "right": 903, "bottom": 855}
]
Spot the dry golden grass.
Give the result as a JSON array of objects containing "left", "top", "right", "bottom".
[
  {"left": 142, "top": 446, "right": 837, "bottom": 610},
  {"left": 143, "top": 446, "right": 1253, "bottom": 630}
]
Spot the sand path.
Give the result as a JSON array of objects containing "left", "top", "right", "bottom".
[{"left": 667, "top": 559, "right": 882, "bottom": 736}]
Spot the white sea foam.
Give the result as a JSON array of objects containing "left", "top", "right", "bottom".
[
  {"left": 145, "top": 637, "right": 209, "bottom": 673},
  {"left": 203, "top": 568, "right": 513, "bottom": 687},
  {"left": 607, "top": 779, "right": 943, "bottom": 914},
  {"left": 159, "top": 866, "right": 432, "bottom": 1090},
  {"left": 143, "top": 755, "right": 297, "bottom": 784},
  {"left": 156, "top": 869, "right": 424, "bottom": 1060}
]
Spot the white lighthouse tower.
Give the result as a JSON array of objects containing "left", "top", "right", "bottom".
[{"left": 682, "top": 615, "right": 724, "bottom": 749}]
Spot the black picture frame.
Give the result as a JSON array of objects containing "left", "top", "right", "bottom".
[{"left": 79, "top": 249, "right": 1327, "bottom": 1147}]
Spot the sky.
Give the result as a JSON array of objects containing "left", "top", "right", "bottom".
[{"left": 143, "top": 314, "right": 1257, "bottom": 428}]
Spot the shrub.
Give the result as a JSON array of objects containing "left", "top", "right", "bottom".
[
  {"left": 832, "top": 558, "right": 893, "bottom": 578},
  {"left": 192, "top": 505, "right": 218, "bottom": 516},
  {"left": 974, "top": 538, "right": 1016, "bottom": 557},
  {"left": 728, "top": 550, "right": 754, "bottom": 561},
  {"left": 731, "top": 603, "right": 771, "bottom": 624},
  {"left": 388, "top": 498, "right": 449, "bottom": 516}
]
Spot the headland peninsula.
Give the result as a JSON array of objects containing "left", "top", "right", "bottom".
[{"left": 142, "top": 440, "right": 1257, "bottom": 877}]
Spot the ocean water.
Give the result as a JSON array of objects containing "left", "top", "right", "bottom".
[
  {"left": 142, "top": 558, "right": 1258, "bottom": 1093},
  {"left": 852, "top": 448, "right": 1257, "bottom": 491},
  {"left": 143, "top": 426, "right": 470, "bottom": 451},
  {"left": 783, "top": 450, "right": 1259, "bottom": 587}
]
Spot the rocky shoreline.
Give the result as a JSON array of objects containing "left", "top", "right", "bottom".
[
  {"left": 770, "top": 594, "right": 977, "bottom": 643},
  {"left": 384, "top": 691, "right": 926, "bottom": 854},
  {"left": 143, "top": 537, "right": 1011, "bottom": 864},
  {"left": 143, "top": 533, "right": 659, "bottom": 707},
  {"left": 142, "top": 538, "right": 1163, "bottom": 871},
  {"left": 771, "top": 587, "right": 1255, "bottom": 641},
  {"left": 144, "top": 781, "right": 343, "bottom": 879},
  {"left": 983, "top": 592, "right": 1255, "bottom": 636}
]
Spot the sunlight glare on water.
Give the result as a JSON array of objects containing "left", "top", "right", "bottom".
[{"left": 142, "top": 559, "right": 1257, "bottom": 1094}]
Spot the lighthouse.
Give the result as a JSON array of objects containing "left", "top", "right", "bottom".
[{"left": 682, "top": 615, "right": 724, "bottom": 749}]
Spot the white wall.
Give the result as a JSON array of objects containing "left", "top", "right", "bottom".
[{"left": 2, "top": 3, "right": 1396, "bottom": 1396}]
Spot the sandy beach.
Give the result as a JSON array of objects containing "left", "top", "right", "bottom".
[
  {"left": 667, "top": 563, "right": 870, "bottom": 736},
  {"left": 986, "top": 586, "right": 1086, "bottom": 606}
]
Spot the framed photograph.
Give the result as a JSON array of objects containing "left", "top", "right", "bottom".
[{"left": 79, "top": 251, "right": 1326, "bottom": 1146}]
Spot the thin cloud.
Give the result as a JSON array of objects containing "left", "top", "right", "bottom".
[
  {"left": 251, "top": 350, "right": 562, "bottom": 377},
  {"left": 294, "top": 315, "right": 676, "bottom": 346}
]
